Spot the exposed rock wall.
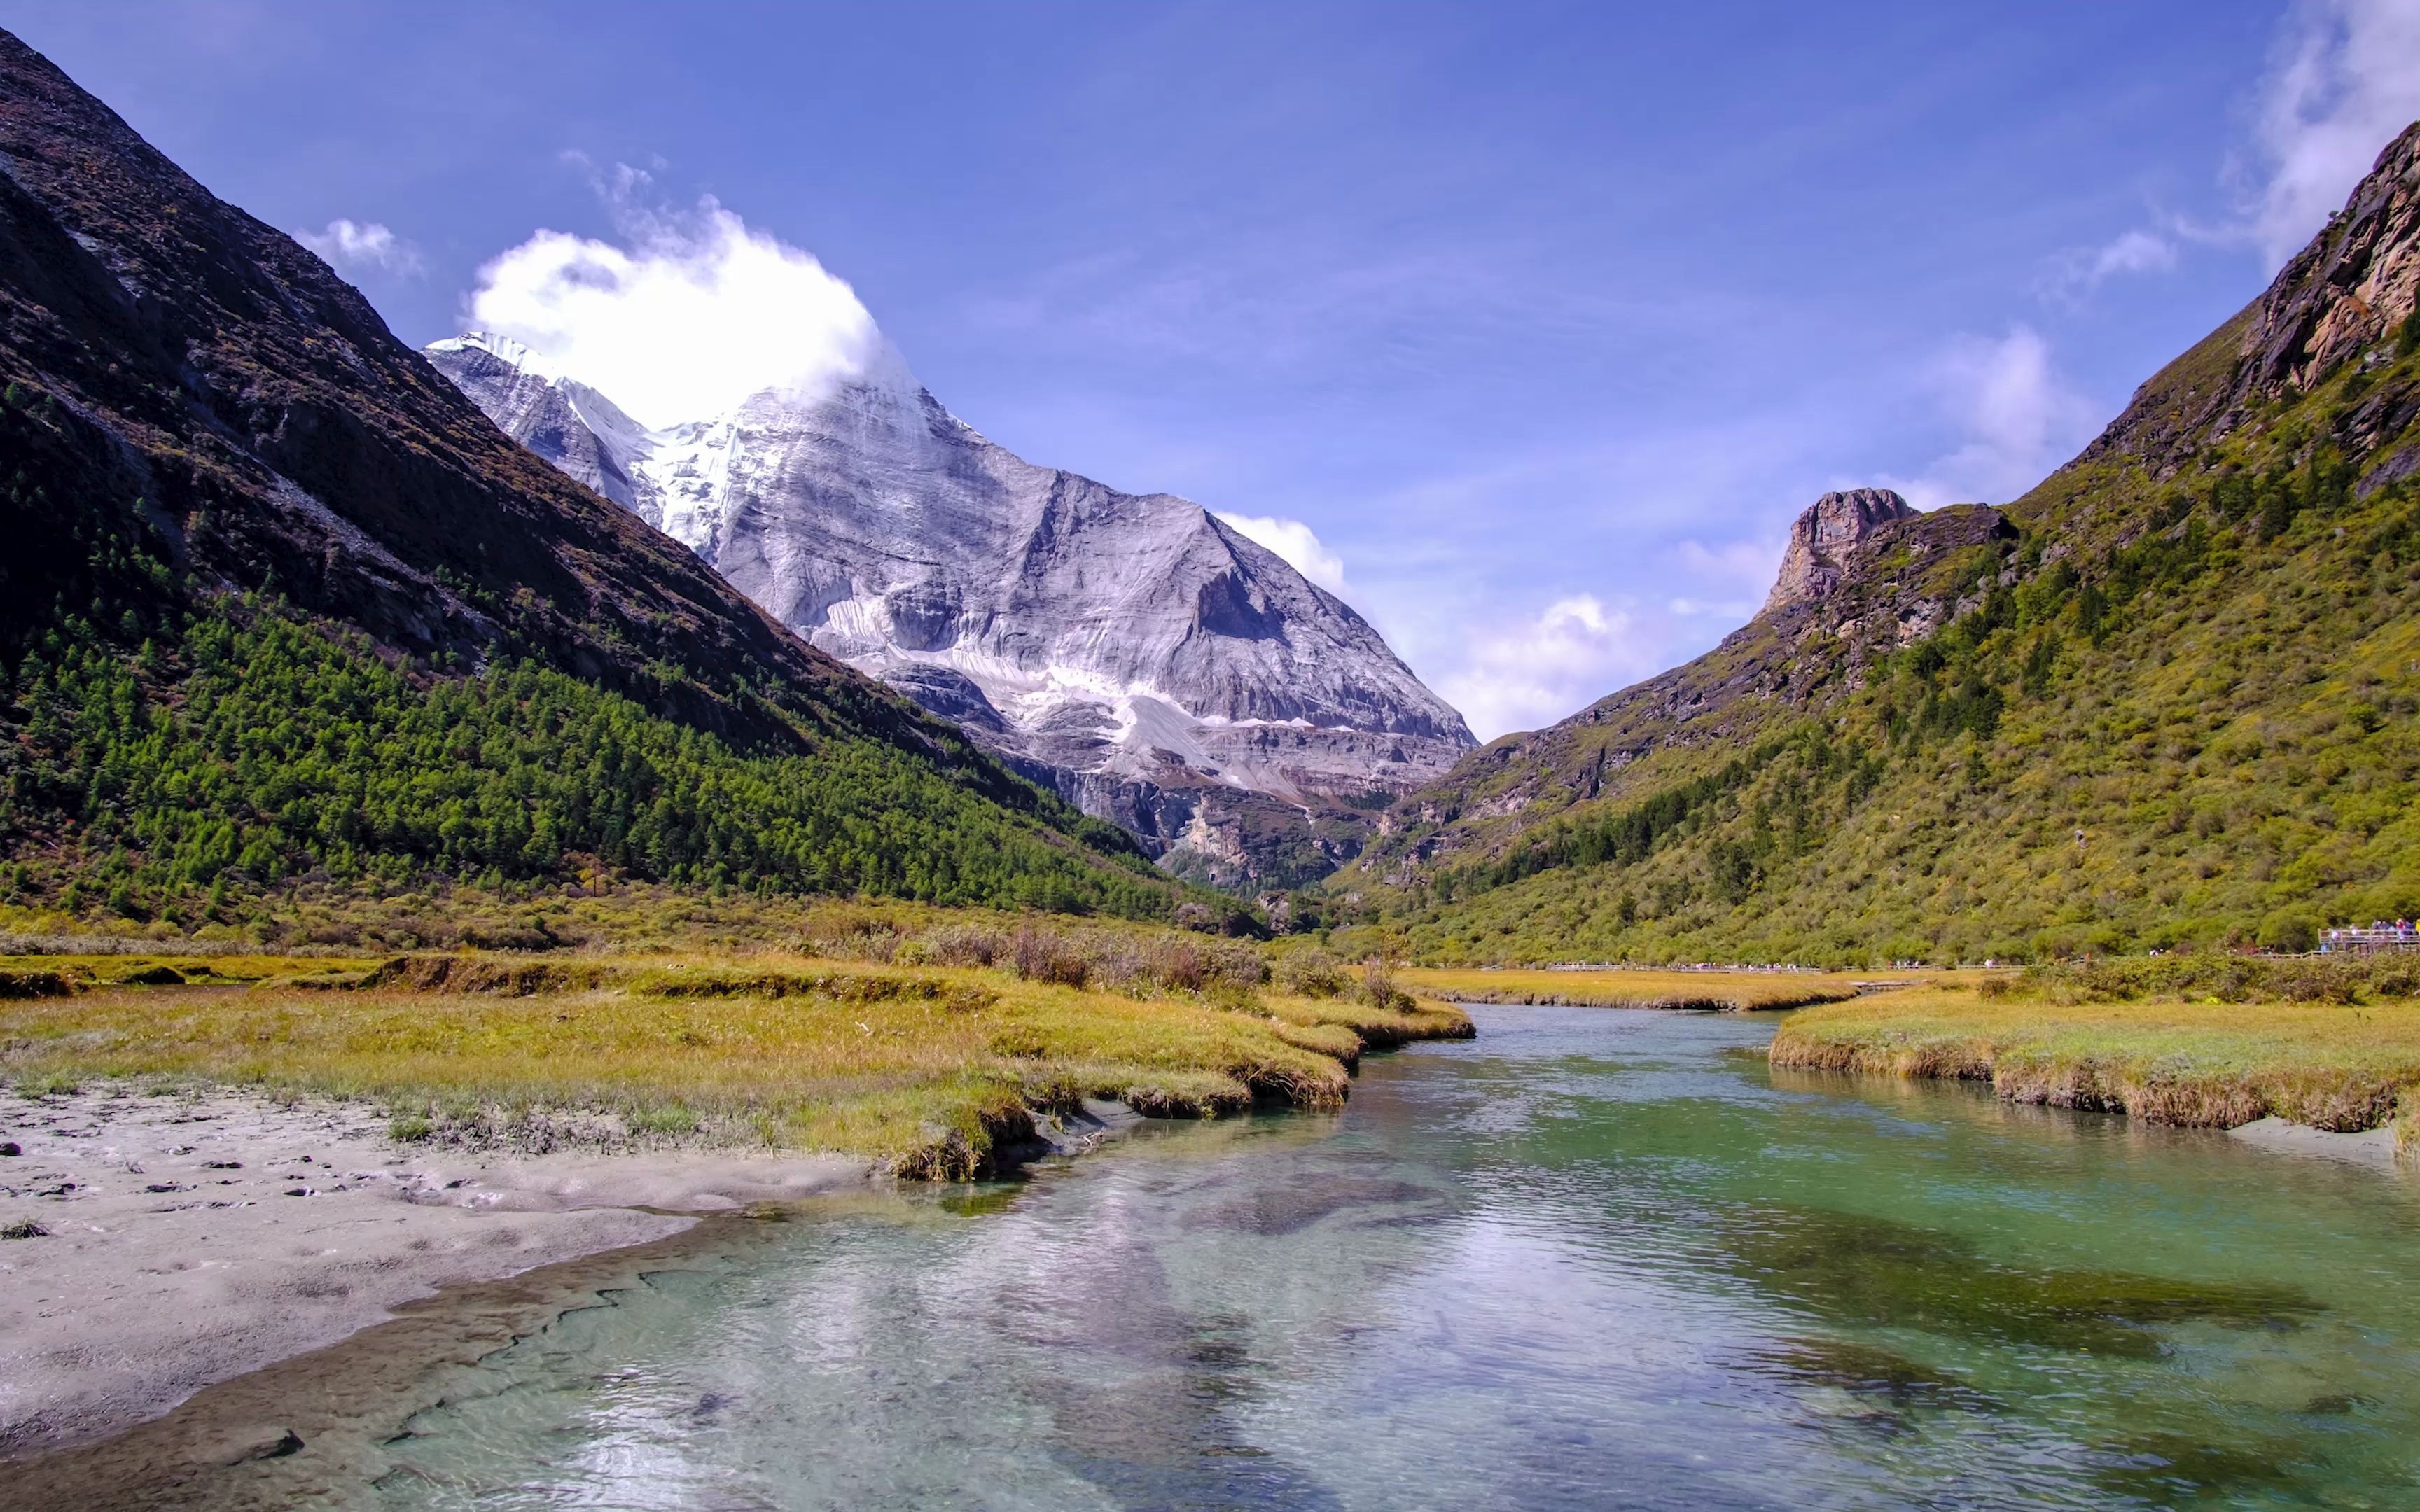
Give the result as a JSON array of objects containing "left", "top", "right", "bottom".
[{"left": 1760, "top": 488, "right": 1919, "bottom": 615}]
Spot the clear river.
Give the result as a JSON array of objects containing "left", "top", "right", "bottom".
[{"left": 367, "top": 1003, "right": 2420, "bottom": 1510}]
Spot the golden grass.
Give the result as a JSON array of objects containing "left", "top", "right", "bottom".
[
  {"left": 1400, "top": 965, "right": 1898, "bottom": 1011},
  {"left": 0, "top": 952, "right": 380, "bottom": 986},
  {"left": 0, "top": 889, "right": 1241, "bottom": 959},
  {"left": 1771, "top": 988, "right": 2420, "bottom": 1135},
  {"left": 0, "top": 951, "right": 1469, "bottom": 1177}
]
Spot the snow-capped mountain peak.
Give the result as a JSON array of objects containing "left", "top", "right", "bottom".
[{"left": 426, "top": 330, "right": 1475, "bottom": 884}]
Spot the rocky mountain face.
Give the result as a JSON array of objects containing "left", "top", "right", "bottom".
[
  {"left": 0, "top": 29, "right": 1168, "bottom": 919},
  {"left": 1341, "top": 122, "right": 2420, "bottom": 963},
  {"left": 1761, "top": 488, "right": 1919, "bottom": 613},
  {"left": 427, "top": 332, "right": 1475, "bottom": 890}
]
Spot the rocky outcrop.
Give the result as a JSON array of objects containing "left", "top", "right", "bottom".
[
  {"left": 1350, "top": 493, "right": 2013, "bottom": 878},
  {"left": 1760, "top": 488, "right": 1917, "bottom": 614},
  {"left": 429, "top": 331, "right": 1475, "bottom": 888},
  {"left": 2239, "top": 122, "right": 2420, "bottom": 398}
]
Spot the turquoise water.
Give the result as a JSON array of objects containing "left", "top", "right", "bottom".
[{"left": 370, "top": 1004, "right": 2420, "bottom": 1509}]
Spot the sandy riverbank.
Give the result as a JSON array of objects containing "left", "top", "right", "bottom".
[
  {"left": 2226, "top": 1114, "right": 2403, "bottom": 1168},
  {"left": 0, "top": 1084, "right": 871, "bottom": 1458}
]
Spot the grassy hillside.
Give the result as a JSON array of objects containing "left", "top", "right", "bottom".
[{"left": 1334, "top": 124, "right": 2420, "bottom": 967}]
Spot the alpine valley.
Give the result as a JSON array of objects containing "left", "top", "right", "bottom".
[{"left": 20, "top": 18, "right": 2420, "bottom": 1508}]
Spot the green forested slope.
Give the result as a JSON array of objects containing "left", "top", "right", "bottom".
[
  {"left": 1336, "top": 124, "right": 2420, "bottom": 967},
  {"left": 4, "top": 597, "right": 1169, "bottom": 923}
]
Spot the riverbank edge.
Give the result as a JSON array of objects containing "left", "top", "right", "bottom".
[
  {"left": 1, "top": 1210, "right": 765, "bottom": 1511},
  {"left": 1767, "top": 1018, "right": 2420, "bottom": 1158},
  {"left": 1436, "top": 985, "right": 1858, "bottom": 1011}
]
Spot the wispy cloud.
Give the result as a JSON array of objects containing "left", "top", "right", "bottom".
[
  {"left": 2240, "top": 0, "right": 2420, "bottom": 268},
  {"left": 1214, "top": 512, "right": 1354, "bottom": 598},
  {"left": 1879, "top": 325, "right": 2099, "bottom": 509},
  {"left": 2050, "top": 0, "right": 2420, "bottom": 288},
  {"left": 968, "top": 233, "right": 1755, "bottom": 386},
  {"left": 295, "top": 218, "right": 422, "bottom": 276},
  {"left": 1433, "top": 594, "right": 1661, "bottom": 742},
  {"left": 464, "top": 164, "right": 877, "bottom": 427},
  {"left": 2038, "top": 227, "right": 2179, "bottom": 303}
]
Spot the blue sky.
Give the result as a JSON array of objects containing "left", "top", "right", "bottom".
[{"left": 9, "top": 1, "right": 2419, "bottom": 737}]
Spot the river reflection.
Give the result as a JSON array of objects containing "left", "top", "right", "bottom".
[{"left": 371, "top": 1004, "right": 2420, "bottom": 1511}]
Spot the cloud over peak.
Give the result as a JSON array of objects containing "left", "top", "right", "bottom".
[
  {"left": 1435, "top": 594, "right": 1657, "bottom": 742},
  {"left": 1214, "top": 512, "right": 1353, "bottom": 598},
  {"left": 1882, "top": 324, "right": 2099, "bottom": 510},
  {"left": 464, "top": 169, "right": 878, "bottom": 428}
]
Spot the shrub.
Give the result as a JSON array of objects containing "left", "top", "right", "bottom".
[
  {"left": 2257, "top": 909, "right": 2319, "bottom": 955},
  {"left": 1356, "top": 955, "right": 1414, "bottom": 1013},
  {"left": 913, "top": 924, "right": 1008, "bottom": 968},
  {"left": 1155, "top": 939, "right": 1206, "bottom": 992},
  {"left": 1012, "top": 923, "right": 1090, "bottom": 988},
  {"left": 0, "top": 969, "right": 76, "bottom": 999},
  {"left": 1274, "top": 948, "right": 1349, "bottom": 998}
]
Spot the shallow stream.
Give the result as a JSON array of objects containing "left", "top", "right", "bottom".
[{"left": 369, "top": 1004, "right": 2420, "bottom": 1510}]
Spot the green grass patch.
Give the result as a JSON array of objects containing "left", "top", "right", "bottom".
[
  {"left": 1772, "top": 988, "right": 2420, "bottom": 1133},
  {"left": 0, "top": 946, "right": 1470, "bottom": 1177}
]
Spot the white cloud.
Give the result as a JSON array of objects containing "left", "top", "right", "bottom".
[
  {"left": 2038, "top": 228, "right": 2179, "bottom": 302},
  {"left": 1435, "top": 594, "right": 1657, "bottom": 742},
  {"left": 296, "top": 218, "right": 422, "bottom": 276},
  {"left": 464, "top": 169, "right": 877, "bottom": 427},
  {"left": 2032, "top": 1, "right": 2420, "bottom": 302},
  {"left": 2242, "top": 0, "right": 2420, "bottom": 268},
  {"left": 1214, "top": 512, "right": 1352, "bottom": 598},
  {"left": 1880, "top": 325, "right": 2099, "bottom": 509}
]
